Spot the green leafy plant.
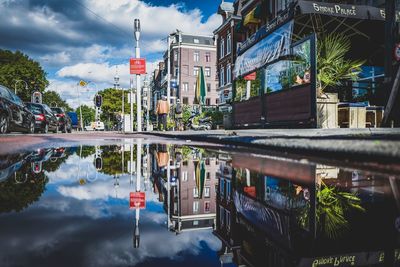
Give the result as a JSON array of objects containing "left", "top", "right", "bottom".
[
  {"left": 317, "top": 34, "right": 364, "bottom": 93},
  {"left": 298, "top": 181, "right": 365, "bottom": 239}
]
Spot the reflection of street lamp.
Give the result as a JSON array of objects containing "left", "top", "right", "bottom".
[
  {"left": 134, "top": 18, "right": 142, "bottom": 132},
  {"left": 14, "top": 79, "right": 28, "bottom": 95},
  {"left": 114, "top": 71, "right": 124, "bottom": 132}
]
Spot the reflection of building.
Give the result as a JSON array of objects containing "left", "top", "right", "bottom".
[
  {"left": 212, "top": 151, "right": 400, "bottom": 267},
  {"left": 168, "top": 151, "right": 218, "bottom": 233}
]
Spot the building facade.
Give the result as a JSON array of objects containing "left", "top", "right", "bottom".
[
  {"left": 161, "top": 31, "right": 219, "bottom": 106},
  {"left": 214, "top": 1, "right": 242, "bottom": 113}
]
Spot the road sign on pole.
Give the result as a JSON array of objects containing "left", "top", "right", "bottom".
[
  {"left": 32, "top": 91, "right": 42, "bottom": 104},
  {"left": 129, "top": 192, "right": 146, "bottom": 209},
  {"left": 130, "top": 58, "right": 146, "bottom": 75}
]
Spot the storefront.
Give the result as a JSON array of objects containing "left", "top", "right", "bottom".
[{"left": 232, "top": 1, "right": 392, "bottom": 128}]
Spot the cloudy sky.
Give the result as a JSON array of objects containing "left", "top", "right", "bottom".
[{"left": 0, "top": 0, "right": 222, "bottom": 107}]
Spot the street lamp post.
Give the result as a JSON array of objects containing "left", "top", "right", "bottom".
[
  {"left": 114, "top": 73, "right": 124, "bottom": 132},
  {"left": 167, "top": 34, "right": 171, "bottom": 105},
  {"left": 14, "top": 80, "right": 28, "bottom": 95},
  {"left": 134, "top": 19, "right": 142, "bottom": 133}
]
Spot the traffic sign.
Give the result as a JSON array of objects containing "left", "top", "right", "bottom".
[
  {"left": 244, "top": 72, "right": 256, "bottom": 81},
  {"left": 130, "top": 58, "right": 146, "bottom": 74},
  {"left": 32, "top": 91, "right": 42, "bottom": 104},
  {"left": 394, "top": 43, "right": 400, "bottom": 62},
  {"left": 129, "top": 192, "right": 146, "bottom": 209}
]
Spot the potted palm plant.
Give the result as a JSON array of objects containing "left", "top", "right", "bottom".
[{"left": 316, "top": 34, "right": 364, "bottom": 128}]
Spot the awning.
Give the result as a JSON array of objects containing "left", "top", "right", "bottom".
[
  {"left": 244, "top": 6, "right": 261, "bottom": 26},
  {"left": 297, "top": 0, "right": 395, "bottom": 21}
]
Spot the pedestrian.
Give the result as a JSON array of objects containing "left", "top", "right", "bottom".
[
  {"left": 156, "top": 95, "right": 170, "bottom": 131},
  {"left": 175, "top": 99, "right": 183, "bottom": 131}
]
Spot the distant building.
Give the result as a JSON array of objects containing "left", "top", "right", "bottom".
[{"left": 158, "top": 31, "right": 219, "bottom": 106}]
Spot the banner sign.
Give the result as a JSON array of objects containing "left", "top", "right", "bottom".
[
  {"left": 233, "top": 21, "right": 293, "bottom": 79},
  {"left": 244, "top": 72, "right": 256, "bottom": 81},
  {"left": 238, "top": 6, "right": 294, "bottom": 55},
  {"left": 130, "top": 58, "right": 146, "bottom": 74},
  {"left": 298, "top": 1, "right": 400, "bottom": 21}
]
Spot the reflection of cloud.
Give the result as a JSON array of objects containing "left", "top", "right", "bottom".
[{"left": 0, "top": 191, "right": 221, "bottom": 267}]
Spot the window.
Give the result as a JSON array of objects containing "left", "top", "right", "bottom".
[
  {"left": 174, "top": 67, "right": 179, "bottom": 77},
  {"left": 205, "top": 158, "right": 210, "bottom": 165},
  {"left": 183, "top": 97, "right": 188, "bottom": 104},
  {"left": 220, "top": 66, "right": 225, "bottom": 86},
  {"left": 205, "top": 201, "right": 211, "bottom": 212},
  {"left": 193, "top": 66, "right": 200, "bottom": 76},
  {"left": 227, "top": 33, "right": 232, "bottom": 54},
  {"left": 220, "top": 179, "right": 225, "bottom": 197},
  {"left": 194, "top": 51, "right": 200, "bottom": 62},
  {"left": 226, "top": 210, "right": 231, "bottom": 229},
  {"left": 205, "top": 52, "right": 211, "bottom": 62},
  {"left": 216, "top": 98, "right": 219, "bottom": 105},
  {"left": 193, "top": 188, "right": 199, "bottom": 198},
  {"left": 183, "top": 160, "right": 188, "bottom": 166},
  {"left": 219, "top": 206, "right": 225, "bottom": 225},
  {"left": 183, "top": 82, "right": 189, "bottom": 92},
  {"left": 182, "top": 171, "right": 188, "bottom": 181},
  {"left": 226, "top": 64, "right": 231, "bottom": 84},
  {"left": 206, "top": 172, "right": 211, "bottom": 180},
  {"left": 205, "top": 187, "right": 210, "bottom": 198},
  {"left": 193, "top": 220, "right": 199, "bottom": 226},
  {"left": 174, "top": 51, "right": 178, "bottom": 61},
  {"left": 220, "top": 38, "right": 225, "bottom": 58},
  {"left": 194, "top": 38, "right": 199, "bottom": 44},
  {"left": 193, "top": 201, "right": 199, "bottom": 213},
  {"left": 205, "top": 67, "right": 211, "bottom": 77},
  {"left": 207, "top": 83, "right": 211, "bottom": 92},
  {"left": 226, "top": 180, "right": 231, "bottom": 200},
  {"left": 206, "top": 98, "right": 211, "bottom": 106}
]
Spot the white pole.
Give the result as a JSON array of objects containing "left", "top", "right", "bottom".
[
  {"left": 136, "top": 43, "right": 142, "bottom": 132},
  {"left": 136, "top": 139, "right": 142, "bottom": 192},
  {"left": 76, "top": 83, "right": 83, "bottom": 131},
  {"left": 167, "top": 35, "right": 171, "bottom": 105},
  {"left": 130, "top": 77, "right": 134, "bottom": 132}
]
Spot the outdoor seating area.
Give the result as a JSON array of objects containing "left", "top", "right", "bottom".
[{"left": 338, "top": 103, "right": 384, "bottom": 128}]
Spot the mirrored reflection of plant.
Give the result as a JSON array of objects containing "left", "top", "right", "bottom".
[{"left": 298, "top": 181, "right": 365, "bottom": 239}]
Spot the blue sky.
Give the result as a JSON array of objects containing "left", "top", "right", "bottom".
[{"left": 0, "top": 0, "right": 225, "bottom": 108}]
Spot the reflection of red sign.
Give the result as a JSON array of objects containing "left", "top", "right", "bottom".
[
  {"left": 395, "top": 43, "right": 400, "bottom": 62},
  {"left": 244, "top": 72, "right": 256, "bottom": 81},
  {"left": 244, "top": 186, "right": 256, "bottom": 198},
  {"left": 130, "top": 58, "right": 146, "bottom": 74},
  {"left": 129, "top": 192, "right": 146, "bottom": 209}
]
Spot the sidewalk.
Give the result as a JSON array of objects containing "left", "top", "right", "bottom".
[{"left": 139, "top": 128, "right": 400, "bottom": 163}]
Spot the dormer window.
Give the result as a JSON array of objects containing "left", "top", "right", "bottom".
[{"left": 194, "top": 38, "right": 199, "bottom": 44}]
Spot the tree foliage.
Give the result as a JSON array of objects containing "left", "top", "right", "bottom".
[
  {"left": 97, "top": 88, "right": 135, "bottom": 128},
  {"left": 0, "top": 49, "right": 48, "bottom": 102},
  {"left": 76, "top": 105, "right": 95, "bottom": 126},
  {"left": 42, "top": 91, "right": 72, "bottom": 111}
]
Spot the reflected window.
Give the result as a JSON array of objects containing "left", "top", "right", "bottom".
[
  {"left": 226, "top": 180, "right": 231, "bottom": 200},
  {"left": 182, "top": 171, "right": 188, "bottom": 181},
  {"left": 219, "top": 206, "right": 225, "bottom": 225},
  {"left": 193, "top": 201, "right": 199, "bottom": 213},
  {"left": 205, "top": 201, "right": 211, "bottom": 212},
  {"left": 204, "top": 187, "right": 210, "bottom": 198},
  {"left": 220, "top": 179, "right": 225, "bottom": 198},
  {"left": 226, "top": 210, "right": 231, "bottom": 230},
  {"left": 193, "top": 188, "right": 199, "bottom": 198}
]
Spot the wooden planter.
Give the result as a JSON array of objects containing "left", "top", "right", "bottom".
[{"left": 317, "top": 93, "right": 339, "bottom": 129}]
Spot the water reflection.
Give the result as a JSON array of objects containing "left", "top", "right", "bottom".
[{"left": 0, "top": 141, "right": 399, "bottom": 267}]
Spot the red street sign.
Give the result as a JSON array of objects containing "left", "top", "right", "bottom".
[
  {"left": 130, "top": 58, "right": 146, "bottom": 74},
  {"left": 394, "top": 43, "right": 400, "bottom": 62},
  {"left": 129, "top": 192, "right": 146, "bottom": 209},
  {"left": 244, "top": 72, "right": 256, "bottom": 81}
]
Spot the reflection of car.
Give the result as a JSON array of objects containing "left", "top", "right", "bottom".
[
  {"left": 0, "top": 85, "right": 35, "bottom": 134},
  {"left": 51, "top": 107, "right": 72, "bottom": 133},
  {"left": 26, "top": 103, "right": 59, "bottom": 133},
  {"left": 0, "top": 159, "right": 24, "bottom": 182},
  {"left": 50, "top": 147, "right": 66, "bottom": 162},
  {"left": 30, "top": 148, "right": 54, "bottom": 163}
]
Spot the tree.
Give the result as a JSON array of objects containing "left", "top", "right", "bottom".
[
  {"left": 76, "top": 105, "right": 95, "bottom": 126},
  {"left": 0, "top": 49, "right": 48, "bottom": 101},
  {"left": 42, "top": 91, "right": 72, "bottom": 111},
  {"left": 97, "top": 88, "right": 135, "bottom": 128}
]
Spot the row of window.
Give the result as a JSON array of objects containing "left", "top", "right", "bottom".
[
  {"left": 173, "top": 51, "right": 212, "bottom": 63},
  {"left": 193, "top": 201, "right": 212, "bottom": 213},
  {"left": 173, "top": 66, "right": 212, "bottom": 78},
  {"left": 181, "top": 97, "right": 219, "bottom": 105},
  {"left": 219, "top": 64, "right": 232, "bottom": 87},
  {"left": 182, "top": 82, "right": 211, "bottom": 93},
  {"left": 220, "top": 33, "right": 232, "bottom": 59}
]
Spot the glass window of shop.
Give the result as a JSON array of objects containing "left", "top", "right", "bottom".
[{"left": 234, "top": 39, "right": 311, "bottom": 102}]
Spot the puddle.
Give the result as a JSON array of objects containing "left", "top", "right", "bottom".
[{"left": 0, "top": 139, "right": 399, "bottom": 267}]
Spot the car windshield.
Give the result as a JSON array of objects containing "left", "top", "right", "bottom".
[
  {"left": 51, "top": 108, "right": 63, "bottom": 114},
  {"left": 26, "top": 103, "right": 43, "bottom": 115}
]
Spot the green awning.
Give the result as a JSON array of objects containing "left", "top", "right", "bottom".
[{"left": 235, "top": 20, "right": 245, "bottom": 32}]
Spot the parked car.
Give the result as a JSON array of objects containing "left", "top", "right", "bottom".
[
  {"left": 67, "top": 112, "right": 79, "bottom": 130},
  {"left": 25, "top": 102, "right": 59, "bottom": 133},
  {"left": 0, "top": 85, "right": 35, "bottom": 134},
  {"left": 51, "top": 107, "right": 72, "bottom": 133}
]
